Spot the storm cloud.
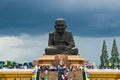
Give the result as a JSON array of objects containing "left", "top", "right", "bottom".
[
  {"left": 0, "top": 0, "right": 120, "bottom": 63},
  {"left": 0, "top": 0, "right": 120, "bottom": 36}
]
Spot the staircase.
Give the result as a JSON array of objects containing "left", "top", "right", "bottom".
[{"left": 38, "top": 71, "right": 84, "bottom": 80}]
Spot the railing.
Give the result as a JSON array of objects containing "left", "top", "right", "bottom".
[
  {"left": 1, "top": 69, "right": 120, "bottom": 80},
  {"left": 87, "top": 69, "right": 120, "bottom": 80},
  {"left": 0, "top": 69, "right": 34, "bottom": 80},
  {"left": 87, "top": 69, "right": 120, "bottom": 72}
]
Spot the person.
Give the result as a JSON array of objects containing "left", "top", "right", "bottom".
[
  {"left": 58, "top": 65, "right": 65, "bottom": 80},
  {"left": 45, "top": 18, "right": 78, "bottom": 55}
]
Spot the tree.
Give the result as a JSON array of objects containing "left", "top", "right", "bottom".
[
  {"left": 110, "top": 39, "right": 119, "bottom": 68},
  {"left": 100, "top": 40, "right": 109, "bottom": 68}
]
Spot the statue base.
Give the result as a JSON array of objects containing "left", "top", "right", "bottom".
[{"left": 38, "top": 54, "right": 85, "bottom": 66}]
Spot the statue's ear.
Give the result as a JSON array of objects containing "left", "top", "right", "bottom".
[
  {"left": 54, "top": 25, "right": 56, "bottom": 28},
  {"left": 65, "top": 25, "right": 67, "bottom": 28}
]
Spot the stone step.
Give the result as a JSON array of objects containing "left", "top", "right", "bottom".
[{"left": 39, "top": 71, "right": 84, "bottom": 80}]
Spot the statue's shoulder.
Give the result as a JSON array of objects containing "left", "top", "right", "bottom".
[
  {"left": 49, "top": 31, "right": 56, "bottom": 36},
  {"left": 64, "top": 30, "right": 72, "bottom": 34},
  {"left": 49, "top": 32, "right": 54, "bottom": 34}
]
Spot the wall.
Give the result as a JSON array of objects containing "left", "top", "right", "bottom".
[
  {"left": 87, "top": 69, "right": 120, "bottom": 80},
  {"left": 0, "top": 69, "right": 34, "bottom": 80}
]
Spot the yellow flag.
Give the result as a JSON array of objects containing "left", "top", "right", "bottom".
[
  {"left": 109, "top": 63, "right": 112, "bottom": 66},
  {"left": 4, "top": 61, "right": 8, "bottom": 66},
  {"left": 34, "top": 65, "right": 37, "bottom": 69},
  {"left": 32, "top": 74, "right": 36, "bottom": 78},
  {"left": 86, "top": 78, "right": 90, "bottom": 80},
  {"left": 93, "top": 62, "right": 96, "bottom": 66},
  {"left": 21, "top": 62, "right": 24, "bottom": 66}
]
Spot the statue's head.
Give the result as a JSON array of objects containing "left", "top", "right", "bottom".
[{"left": 54, "top": 18, "right": 67, "bottom": 34}]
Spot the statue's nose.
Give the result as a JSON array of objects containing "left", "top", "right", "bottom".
[{"left": 59, "top": 26, "right": 63, "bottom": 29}]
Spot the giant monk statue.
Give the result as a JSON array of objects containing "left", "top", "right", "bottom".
[{"left": 45, "top": 18, "right": 78, "bottom": 55}]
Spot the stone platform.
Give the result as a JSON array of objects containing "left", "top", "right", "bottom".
[{"left": 38, "top": 55, "right": 85, "bottom": 66}]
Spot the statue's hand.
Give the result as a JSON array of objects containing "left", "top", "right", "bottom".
[
  {"left": 56, "top": 45, "right": 66, "bottom": 50},
  {"left": 67, "top": 45, "right": 72, "bottom": 49}
]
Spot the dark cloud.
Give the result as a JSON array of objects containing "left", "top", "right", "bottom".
[{"left": 0, "top": 0, "right": 120, "bottom": 37}]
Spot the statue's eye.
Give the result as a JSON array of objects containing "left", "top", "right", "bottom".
[{"left": 57, "top": 24, "right": 64, "bottom": 27}]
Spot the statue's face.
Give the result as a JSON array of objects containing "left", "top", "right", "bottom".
[{"left": 55, "top": 20, "right": 66, "bottom": 34}]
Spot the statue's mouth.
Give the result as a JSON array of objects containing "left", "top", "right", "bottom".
[{"left": 56, "top": 29, "right": 65, "bottom": 33}]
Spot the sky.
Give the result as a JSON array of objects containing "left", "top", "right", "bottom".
[{"left": 0, "top": 0, "right": 120, "bottom": 64}]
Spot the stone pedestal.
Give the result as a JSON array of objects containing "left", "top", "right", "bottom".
[{"left": 38, "top": 54, "right": 85, "bottom": 66}]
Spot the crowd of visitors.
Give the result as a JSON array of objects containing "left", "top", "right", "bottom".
[{"left": 1, "top": 60, "right": 120, "bottom": 80}]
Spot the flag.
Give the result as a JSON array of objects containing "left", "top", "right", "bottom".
[
  {"left": 83, "top": 66, "right": 90, "bottom": 80},
  {"left": 32, "top": 65, "right": 38, "bottom": 73},
  {"left": 109, "top": 62, "right": 112, "bottom": 66},
  {"left": 4, "top": 61, "right": 8, "bottom": 66},
  {"left": 114, "top": 63, "right": 118, "bottom": 66},
  {"left": 93, "top": 62, "right": 96, "bottom": 66},
  {"left": 32, "top": 74, "right": 36, "bottom": 78},
  {"left": 32, "top": 65, "right": 38, "bottom": 80},
  {"left": 97, "top": 62, "right": 101, "bottom": 67},
  {"left": 85, "top": 72, "right": 90, "bottom": 80},
  {"left": 32, "top": 73, "right": 36, "bottom": 80},
  {"left": 0, "top": 61, "right": 4, "bottom": 67},
  {"left": 86, "top": 78, "right": 90, "bottom": 80},
  {"left": 21, "top": 62, "right": 24, "bottom": 66},
  {"left": 32, "top": 78, "right": 36, "bottom": 80},
  {"left": 84, "top": 65, "right": 87, "bottom": 72},
  {"left": 104, "top": 63, "right": 106, "bottom": 66}
]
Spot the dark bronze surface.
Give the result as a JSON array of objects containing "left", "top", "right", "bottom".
[{"left": 45, "top": 18, "right": 78, "bottom": 55}]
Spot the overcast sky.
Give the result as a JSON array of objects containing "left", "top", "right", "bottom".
[{"left": 0, "top": 0, "right": 120, "bottom": 64}]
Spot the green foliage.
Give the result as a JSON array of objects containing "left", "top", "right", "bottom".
[
  {"left": 100, "top": 40, "right": 109, "bottom": 68},
  {"left": 110, "top": 39, "right": 119, "bottom": 68}
]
